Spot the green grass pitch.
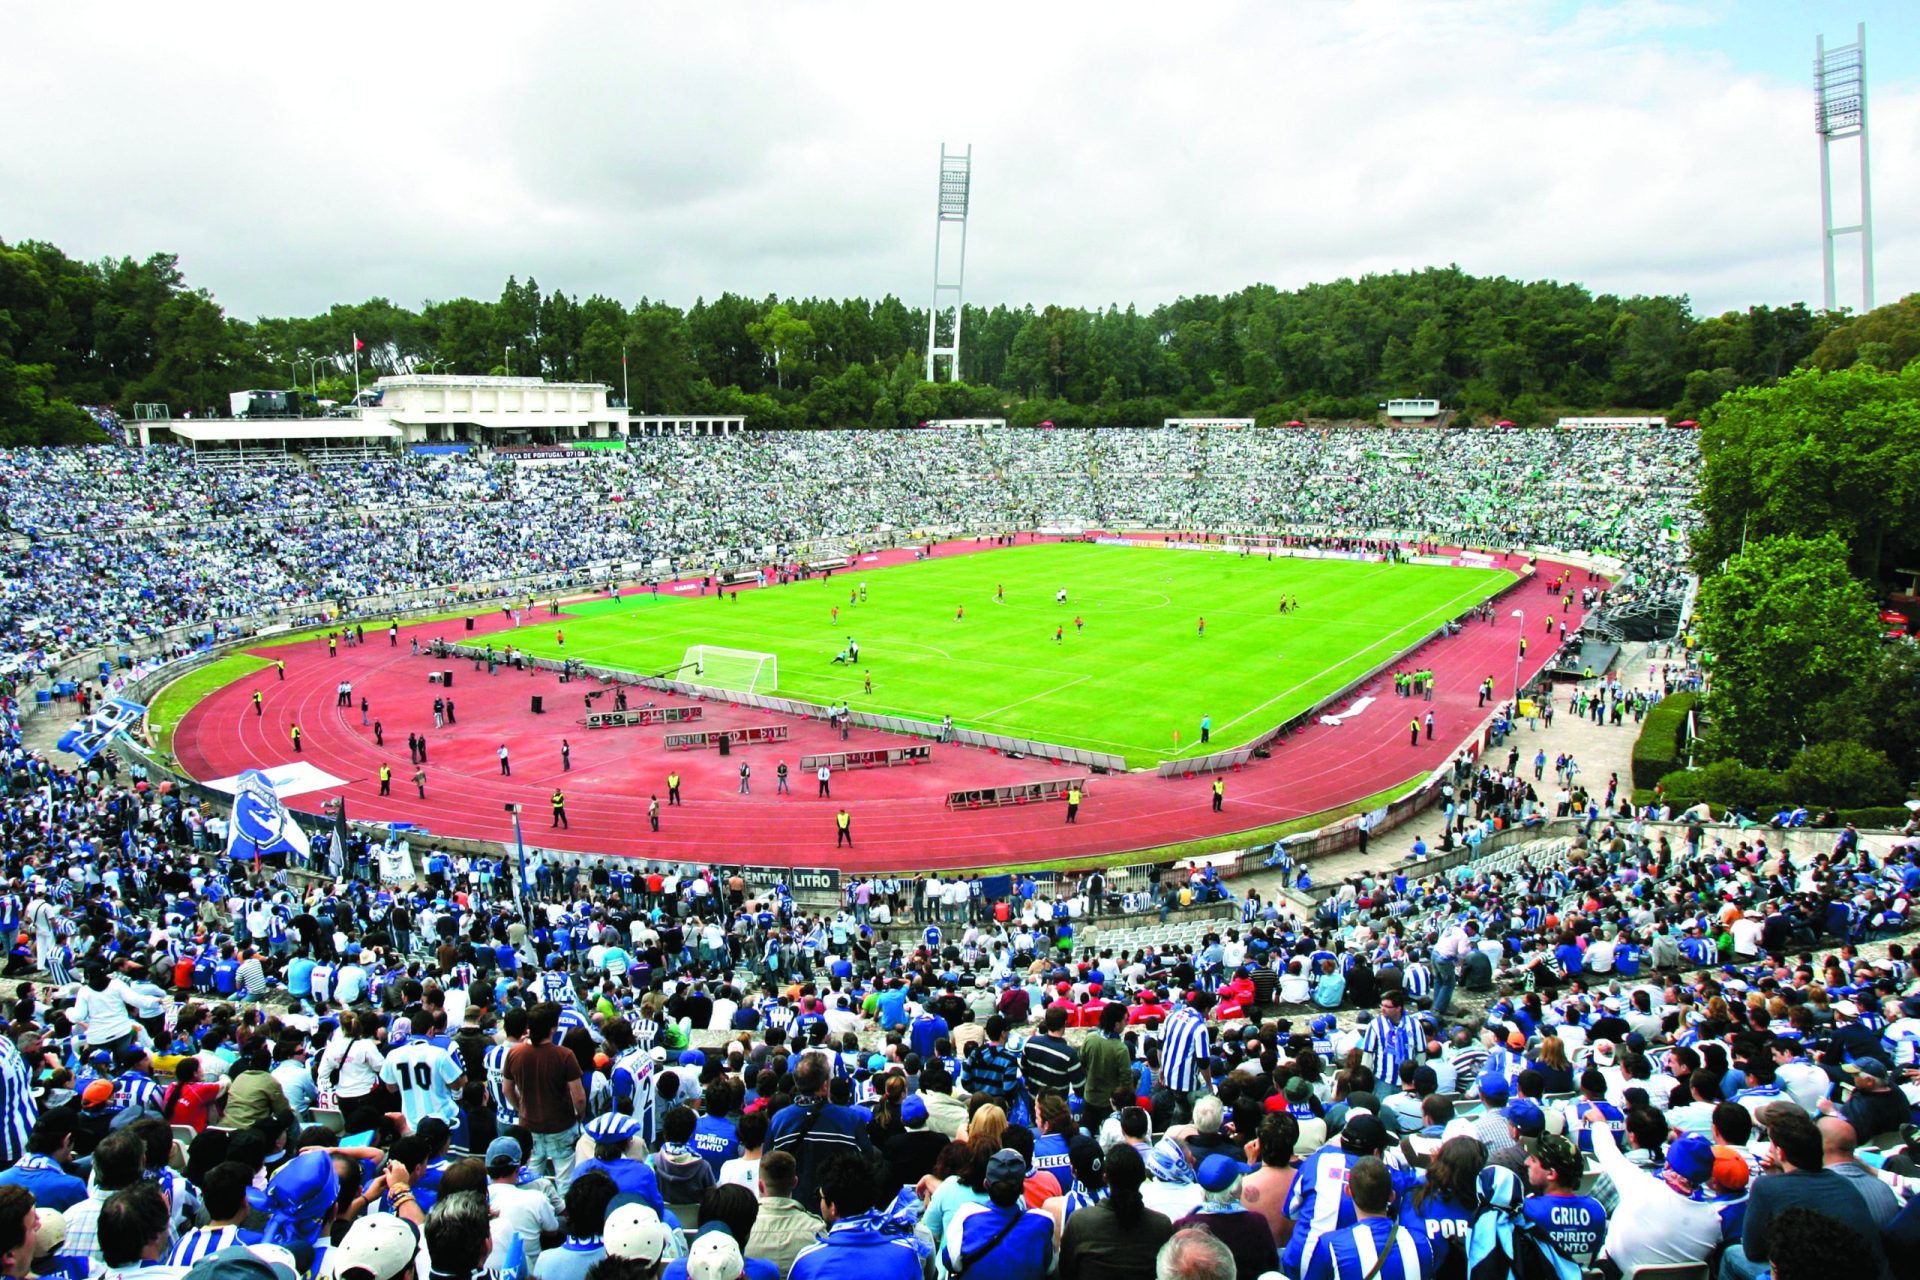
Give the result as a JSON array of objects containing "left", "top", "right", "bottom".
[{"left": 502, "top": 543, "right": 1510, "bottom": 768}]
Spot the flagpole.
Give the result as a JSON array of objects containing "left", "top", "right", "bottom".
[
  {"left": 353, "top": 334, "right": 361, "bottom": 401},
  {"left": 509, "top": 805, "right": 530, "bottom": 924},
  {"left": 622, "top": 344, "right": 629, "bottom": 412}
]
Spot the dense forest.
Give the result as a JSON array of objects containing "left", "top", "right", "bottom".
[
  {"left": 1665, "top": 357, "right": 1920, "bottom": 810},
  {"left": 1, "top": 233, "right": 1916, "bottom": 445}
]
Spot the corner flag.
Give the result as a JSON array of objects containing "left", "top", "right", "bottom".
[{"left": 226, "top": 769, "right": 312, "bottom": 865}]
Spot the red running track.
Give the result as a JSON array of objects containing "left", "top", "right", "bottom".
[{"left": 173, "top": 540, "right": 1597, "bottom": 872}]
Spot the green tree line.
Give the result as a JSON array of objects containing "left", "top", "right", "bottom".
[
  {"left": 1680, "top": 353, "right": 1920, "bottom": 806},
  {"left": 14, "top": 234, "right": 1920, "bottom": 444}
]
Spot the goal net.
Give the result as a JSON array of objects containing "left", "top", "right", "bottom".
[{"left": 681, "top": 645, "right": 779, "bottom": 696}]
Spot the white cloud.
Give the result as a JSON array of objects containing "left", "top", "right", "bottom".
[{"left": 0, "top": 0, "right": 1908, "bottom": 319}]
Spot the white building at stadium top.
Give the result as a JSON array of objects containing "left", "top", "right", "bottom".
[
  {"left": 370, "top": 374, "right": 630, "bottom": 443},
  {"left": 136, "top": 375, "right": 756, "bottom": 457}
]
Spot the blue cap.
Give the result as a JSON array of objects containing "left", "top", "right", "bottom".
[
  {"left": 867, "top": 1054, "right": 887, "bottom": 1072},
  {"left": 1667, "top": 1134, "right": 1715, "bottom": 1184},
  {"left": 1502, "top": 1098, "right": 1545, "bottom": 1136},
  {"left": 678, "top": 1049, "right": 706, "bottom": 1067},
  {"left": 1196, "top": 1154, "right": 1255, "bottom": 1192},
  {"left": 1478, "top": 1072, "right": 1511, "bottom": 1103},
  {"left": 902, "top": 1095, "right": 929, "bottom": 1125}
]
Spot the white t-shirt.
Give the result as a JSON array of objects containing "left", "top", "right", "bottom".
[
  {"left": 333, "top": 964, "right": 368, "bottom": 1004},
  {"left": 488, "top": 1180, "right": 559, "bottom": 1269},
  {"left": 332, "top": 1037, "right": 386, "bottom": 1098},
  {"left": 75, "top": 983, "right": 138, "bottom": 1046},
  {"left": 383, "top": 1041, "right": 464, "bottom": 1126},
  {"left": 718, "top": 1155, "right": 762, "bottom": 1192}
]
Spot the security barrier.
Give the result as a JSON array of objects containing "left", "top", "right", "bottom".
[
  {"left": 947, "top": 777, "right": 1086, "bottom": 810},
  {"left": 586, "top": 705, "right": 703, "bottom": 730},
  {"left": 799, "top": 745, "right": 931, "bottom": 772},
  {"left": 663, "top": 724, "right": 790, "bottom": 751}
]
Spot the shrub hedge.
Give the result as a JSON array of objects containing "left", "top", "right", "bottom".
[
  {"left": 1631, "top": 692, "right": 1699, "bottom": 790},
  {"left": 1654, "top": 740, "right": 1908, "bottom": 820}
]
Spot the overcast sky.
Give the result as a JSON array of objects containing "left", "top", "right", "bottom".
[{"left": 4, "top": 0, "right": 1912, "bottom": 321}]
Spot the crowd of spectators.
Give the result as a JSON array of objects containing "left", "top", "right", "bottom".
[
  {"left": 0, "top": 640, "right": 1918, "bottom": 1280},
  {"left": 0, "top": 426, "right": 1698, "bottom": 687}
]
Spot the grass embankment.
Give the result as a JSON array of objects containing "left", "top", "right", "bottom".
[{"left": 147, "top": 653, "right": 274, "bottom": 756}]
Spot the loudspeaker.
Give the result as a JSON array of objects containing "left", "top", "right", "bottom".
[
  {"left": 531, "top": 695, "right": 544, "bottom": 714},
  {"left": 442, "top": 670, "right": 453, "bottom": 688},
  {"left": 465, "top": 617, "right": 474, "bottom": 631}
]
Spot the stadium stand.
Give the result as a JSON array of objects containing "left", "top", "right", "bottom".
[
  {"left": 0, "top": 426, "right": 1697, "bottom": 687},
  {"left": 3, "top": 423, "right": 1920, "bottom": 1280}
]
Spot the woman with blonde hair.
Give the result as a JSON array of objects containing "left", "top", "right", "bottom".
[
  {"left": 1528, "top": 1035, "right": 1574, "bottom": 1094},
  {"left": 962, "top": 1101, "right": 1008, "bottom": 1149},
  {"left": 925, "top": 1110, "right": 1006, "bottom": 1253}
]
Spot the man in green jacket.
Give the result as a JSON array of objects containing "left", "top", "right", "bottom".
[
  {"left": 1080, "top": 1001, "right": 1135, "bottom": 1137},
  {"left": 221, "top": 1044, "right": 291, "bottom": 1130}
]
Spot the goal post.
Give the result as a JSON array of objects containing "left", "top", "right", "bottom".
[{"left": 681, "top": 645, "right": 779, "bottom": 695}]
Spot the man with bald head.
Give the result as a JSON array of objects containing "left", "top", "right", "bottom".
[{"left": 1819, "top": 1117, "right": 1899, "bottom": 1227}]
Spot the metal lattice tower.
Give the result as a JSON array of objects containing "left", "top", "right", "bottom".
[
  {"left": 1815, "top": 23, "right": 1875, "bottom": 312},
  {"left": 926, "top": 145, "right": 972, "bottom": 382}
]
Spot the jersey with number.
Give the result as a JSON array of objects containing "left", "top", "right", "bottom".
[
  {"left": 485, "top": 1042, "right": 520, "bottom": 1125},
  {"left": 381, "top": 1040, "right": 464, "bottom": 1126}
]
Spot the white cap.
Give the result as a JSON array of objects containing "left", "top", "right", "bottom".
[
  {"left": 605, "top": 1204, "right": 672, "bottom": 1265},
  {"left": 34, "top": 1208, "right": 66, "bottom": 1257},
  {"left": 686, "top": 1233, "right": 745, "bottom": 1280},
  {"left": 324, "top": 1214, "right": 420, "bottom": 1280}
]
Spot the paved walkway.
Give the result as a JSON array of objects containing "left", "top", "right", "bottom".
[{"left": 1234, "top": 640, "right": 1679, "bottom": 902}]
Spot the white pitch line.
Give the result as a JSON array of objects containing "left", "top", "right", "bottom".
[
  {"left": 1204, "top": 575, "right": 1507, "bottom": 740},
  {"left": 974, "top": 674, "right": 1093, "bottom": 722}
]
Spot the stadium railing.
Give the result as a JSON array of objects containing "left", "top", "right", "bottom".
[
  {"left": 1281, "top": 816, "right": 1585, "bottom": 904},
  {"left": 1155, "top": 747, "right": 1255, "bottom": 778}
]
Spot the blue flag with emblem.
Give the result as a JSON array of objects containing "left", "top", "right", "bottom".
[
  {"left": 56, "top": 698, "right": 147, "bottom": 763},
  {"left": 226, "top": 769, "right": 312, "bottom": 862}
]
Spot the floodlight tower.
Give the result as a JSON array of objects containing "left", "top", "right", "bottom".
[
  {"left": 1814, "top": 23, "right": 1875, "bottom": 312},
  {"left": 926, "top": 145, "right": 972, "bottom": 382}
]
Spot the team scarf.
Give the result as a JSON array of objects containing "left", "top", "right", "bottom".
[{"left": 1465, "top": 1166, "right": 1580, "bottom": 1280}]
